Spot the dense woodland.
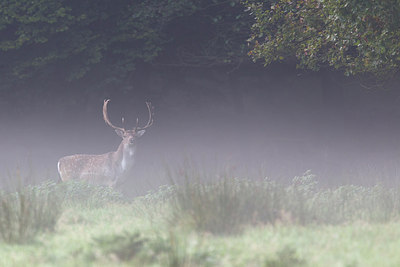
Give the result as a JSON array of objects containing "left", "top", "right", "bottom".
[{"left": 1, "top": 0, "right": 399, "bottom": 94}]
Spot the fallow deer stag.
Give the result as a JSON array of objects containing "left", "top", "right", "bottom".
[{"left": 57, "top": 99, "right": 154, "bottom": 187}]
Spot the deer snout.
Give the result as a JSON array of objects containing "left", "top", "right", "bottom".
[{"left": 129, "top": 138, "right": 135, "bottom": 144}]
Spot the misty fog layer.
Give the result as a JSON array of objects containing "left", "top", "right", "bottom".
[{"left": 2, "top": 66, "right": 400, "bottom": 194}]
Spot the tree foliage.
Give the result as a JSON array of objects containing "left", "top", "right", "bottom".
[
  {"left": 0, "top": 0, "right": 178, "bottom": 81},
  {"left": 0, "top": 0, "right": 251, "bottom": 86},
  {"left": 246, "top": 0, "right": 400, "bottom": 77}
]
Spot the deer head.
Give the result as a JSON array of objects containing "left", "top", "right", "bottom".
[{"left": 102, "top": 99, "right": 154, "bottom": 147}]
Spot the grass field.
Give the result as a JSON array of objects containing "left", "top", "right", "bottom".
[{"left": 1, "top": 170, "right": 400, "bottom": 267}]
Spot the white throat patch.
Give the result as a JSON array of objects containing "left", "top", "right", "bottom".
[
  {"left": 121, "top": 158, "right": 127, "bottom": 171},
  {"left": 121, "top": 146, "right": 135, "bottom": 171}
]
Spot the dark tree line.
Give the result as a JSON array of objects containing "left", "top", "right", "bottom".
[
  {"left": 0, "top": 0, "right": 399, "bottom": 94},
  {"left": 0, "top": 0, "right": 251, "bottom": 89}
]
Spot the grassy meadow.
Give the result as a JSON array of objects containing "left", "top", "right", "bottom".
[{"left": 1, "top": 169, "right": 400, "bottom": 266}]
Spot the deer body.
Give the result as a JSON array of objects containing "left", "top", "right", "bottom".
[
  {"left": 58, "top": 141, "right": 135, "bottom": 186},
  {"left": 57, "top": 99, "right": 153, "bottom": 187}
]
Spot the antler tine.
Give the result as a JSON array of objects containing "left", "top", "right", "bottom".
[
  {"left": 135, "top": 101, "right": 154, "bottom": 131},
  {"left": 103, "top": 99, "right": 125, "bottom": 131},
  {"left": 135, "top": 117, "right": 139, "bottom": 129}
]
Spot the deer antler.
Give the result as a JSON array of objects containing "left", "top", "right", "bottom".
[
  {"left": 134, "top": 102, "right": 154, "bottom": 131},
  {"left": 103, "top": 99, "right": 125, "bottom": 132}
]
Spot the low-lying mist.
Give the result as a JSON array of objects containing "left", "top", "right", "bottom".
[{"left": 2, "top": 68, "right": 400, "bottom": 194}]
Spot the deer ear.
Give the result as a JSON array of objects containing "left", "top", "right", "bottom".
[
  {"left": 136, "top": 130, "right": 145, "bottom": 137},
  {"left": 115, "top": 129, "right": 124, "bottom": 137}
]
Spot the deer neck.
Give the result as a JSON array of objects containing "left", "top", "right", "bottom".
[{"left": 114, "top": 141, "right": 135, "bottom": 172}]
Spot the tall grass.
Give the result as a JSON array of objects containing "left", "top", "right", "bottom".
[
  {"left": 168, "top": 168, "right": 400, "bottom": 234},
  {"left": 0, "top": 168, "right": 125, "bottom": 244},
  {"left": 0, "top": 181, "right": 63, "bottom": 243}
]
